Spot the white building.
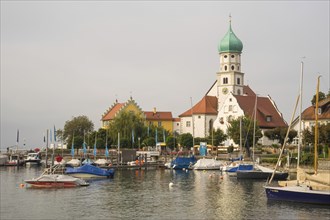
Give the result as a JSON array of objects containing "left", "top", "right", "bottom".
[{"left": 179, "top": 19, "right": 287, "bottom": 146}]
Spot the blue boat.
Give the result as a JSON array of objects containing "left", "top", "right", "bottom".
[
  {"left": 170, "top": 156, "right": 197, "bottom": 170},
  {"left": 264, "top": 185, "right": 330, "bottom": 205},
  {"left": 66, "top": 164, "right": 115, "bottom": 179},
  {"left": 226, "top": 163, "right": 253, "bottom": 173}
]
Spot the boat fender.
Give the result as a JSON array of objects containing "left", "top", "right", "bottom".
[{"left": 19, "top": 183, "right": 25, "bottom": 188}]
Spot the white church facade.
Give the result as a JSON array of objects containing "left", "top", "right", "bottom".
[{"left": 179, "top": 19, "right": 287, "bottom": 147}]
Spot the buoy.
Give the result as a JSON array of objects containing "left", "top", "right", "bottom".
[
  {"left": 220, "top": 175, "right": 224, "bottom": 180},
  {"left": 19, "top": 183, "right": 25, "bottom": 188},
  {"left": 169, "top": 182, "right": 174, "bottom": 187}
]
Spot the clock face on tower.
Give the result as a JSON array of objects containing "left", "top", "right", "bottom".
[{"left": 222, "top": 87, "right": 228, "bottom": 94}]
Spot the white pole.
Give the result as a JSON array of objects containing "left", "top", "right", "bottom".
[
  {"left": 117, "top": 132, "right": 120, "bottom": 166},
  {"left": 297, "top": 61, "right": 304, "bottom": 167},
  {"left": 190, "top": 97, "right": 195, "bottom": 148}
]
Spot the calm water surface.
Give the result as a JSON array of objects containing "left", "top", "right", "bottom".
[{"left": 1, "top": 166, "right": 329, "bottom": 220}]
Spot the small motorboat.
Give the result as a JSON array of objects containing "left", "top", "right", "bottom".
[
  {"left": 25, "top": 165, "right": 89, "bottom": 188},
  {"left": 24, "top": 152, "right": 41, "bottom": 166},
  {"left": 25, "top": 174, "right": 89, "bottom": 188},
  {"left": 65, "top": 164, "right": 115, "bottom": 179}
]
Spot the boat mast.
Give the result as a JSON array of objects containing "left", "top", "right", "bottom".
[
  {"left": 314, "top": 76, "right": 320, "bottom": 174},
  {"left": 252, "top": 95, "right": 257, "bottom": 163},
  {"left": 240, "top": 117, "right": 242, "bottom": 157},
  {"left": 297, "top": 61, "right": 304, "bottom": 167}
]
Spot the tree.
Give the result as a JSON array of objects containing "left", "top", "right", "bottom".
[
  {"left": 108, "top": 111, "right": 145, "bottom": 148},
  {"left": 211, "top": 129, "right": 227, "bottom": 146},
  {"left": 63, "top": 115, "right": 94, "bottom": 147},
  {"left": 311, "top": 91, "right": 326, "bottom": 105},
  {"left": 178, "top": 133, "right": 193, "bottom": 149},
  {"left": 227, "top": 116, "right": 262, "bottom": 157},
  {"left": 264, "top": 127, "right": 297, "bottom": 145},
  {"left": 166, "top": 136, "right": 177, "bottom": 150}
]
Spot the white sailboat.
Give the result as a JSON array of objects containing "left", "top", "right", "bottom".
[{"left": 265, "top": 71, "right": 330, "bottom": 205}]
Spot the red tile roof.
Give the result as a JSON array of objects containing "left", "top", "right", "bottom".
[
  {"left": 144, "top": 111, "right": 173, "bottom": 120},
  {"left": 301, "top": 97, "right": 330, "bottom": 120},
  {"left": 102, "top": 103, "right": 125, "bottom": 121},
  {"left": 235, "top": 95, "right": 287, "bottom": 128},
  {"left": 179, "top": 96, "right": 218, "bottom": 117}
]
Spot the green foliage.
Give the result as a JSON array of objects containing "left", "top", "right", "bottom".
[
  {"left": 178, "top": 133, "right": 193, "bottom": 148},
  {"left": 302, "top": 124, "right": 330, "bottom": 146},
  {"left": 211, "top": 129, "right": 227, "bottom": 146},
  {"left": 227, "top": 116, "right": 262, "bottom": 157},
  {"left": 143, "top": 137, "right": 155, "bottom": 147},
  {"left": 300, "top": 153, "right": 314, "bottom": 165},
  {"left": 166, "top": 136, "right": 177, "bottom": 150},
  {"left": 63, "top": 115, "right": 94, "bottom": 147},
  {"left": 108, "top": 111, "right": 145, "bottom": 148},
  {"left": 311, "top": 91, "right": 326, "bottom": 105},
  {"left": 264, "top": 127, "right": 297, "bottom": 145}
]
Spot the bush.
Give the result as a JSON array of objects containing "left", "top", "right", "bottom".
[{"left": 300, "top": 153, "right": 314, "bottom": 165}]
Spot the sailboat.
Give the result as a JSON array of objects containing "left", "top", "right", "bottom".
[
  {"left": 94, "top": 131, "right": 112, "bottom": 167},
  {"left": 264, "top": 75, "right": 330, "bottom": 205}
]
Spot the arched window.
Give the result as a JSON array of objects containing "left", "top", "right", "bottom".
[
  {"left": 231, "top": 65, "right": 235, "bottom": 70},
  {"left": 224, "top": 65, "right": 228, "bottom": 71}
]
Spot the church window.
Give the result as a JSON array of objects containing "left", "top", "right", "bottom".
[
  {"left": 237, "top": 78, "right": 241, "bottom": 85},
  {"left": 231, "top": 65, "right": 235, "bottom": 70},
  {"left": 224, "top": 55, "right": 228, "bottom": 58},
  {"left": 227, "top": 115, "right": 233, "bottom": 122},
  {"left": 229, "top": 98, "right": 232, "bottom": 102},
  {"left": 219, "top": 117, "right": 224, "bottom": 124},
  {"left": 198, "top": 115, "right": 201, "bottom": 119},
  {"left": 237, "top": 65, "right": 240, "bottom": 70},
  {"left": 237, "top": 89, "right": 241, "bottom": 95},
  {"left": 223, "top": 77, "right": 228, "bottom": 84},
  {"left": 224, "top": 65, "right": 228, "bottom": 71},
  {"left": 186, "top": 121, "right": 191, "bottom": 127},
  {"left": 229, "top": 105, "right": 233, "bottom": 111},
  {"left": 231, "top": 55, "right": 235, "bottom": 58}
]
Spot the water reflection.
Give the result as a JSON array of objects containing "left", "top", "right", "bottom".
[{"left": 1, "top": 167, "right": 329, "bottom": 220}]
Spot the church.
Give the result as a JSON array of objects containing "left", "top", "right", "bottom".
[{"left": 179, "top": 19, "right": 287, "bottom": 146}]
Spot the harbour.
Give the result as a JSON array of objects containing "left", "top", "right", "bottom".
[{"left": 1, "top": 166, "right": 329, "bottom": 220}]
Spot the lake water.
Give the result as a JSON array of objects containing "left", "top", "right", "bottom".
[{"left": 1, "top": 166, "right": 329, "bottom": 220}]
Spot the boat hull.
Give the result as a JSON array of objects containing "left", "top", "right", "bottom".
[
  {"left": 237, "top": 171, "right": 288, "bottom": 180},
  {"left": 265, "top": 186, "right": 330, "bottom": 205},
  {"left": 227, "top": 164, "right": 253, "bottom": 173},
  {"left": 25, "top": 174, "right": 89, "bottom": 188},
  {"left": 25, "top": 181, "right": 80, "bottom": 188}
]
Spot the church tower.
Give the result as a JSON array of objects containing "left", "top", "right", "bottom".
[{"left": 217, "top": 17, "right": 244, "bottom": 109}]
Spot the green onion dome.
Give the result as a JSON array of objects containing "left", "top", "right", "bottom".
[{"left": 218, "top": 23, "right": 243, "bottom": 53}]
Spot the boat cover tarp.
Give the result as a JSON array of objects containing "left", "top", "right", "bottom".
[{"left": 66, "top": 164, "right": 114, "bottom": 177}]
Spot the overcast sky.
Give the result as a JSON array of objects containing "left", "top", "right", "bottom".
[{"left": 1, "top": 1, "right": 329, "bottom": 150}]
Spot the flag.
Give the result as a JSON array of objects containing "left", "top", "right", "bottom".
[
  {"left": 93, "top": 143, "right": 97, "bottom": 157},
  {"left": 105, "top": 145, "right": 109, "bottom": 158},
  {"left": 54, "top": 125, "right": 56, "bottom": 142},
  {"left": 71, "top": 135, "right": 75, "bottom": 158},
  {"left": 83, "top": 142, "right": 87, "bottom": 155},
  {"left": 155, "top": 128, "right": 158, "bottom": 145},
  {"left": 163, "top": 129, "right": 166, "bottom": 142},
  {"left": 16, "top": 129, "right": 19, "bottom": 143},
  {"left": 50, "top": 129, "right": 52, "bottom": 143},
  {"left": 93, "top": 133, "right": 97, "bottom": 157},
  {"left": 132, "top": 129, "right": 135, "bottom": 144}
]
